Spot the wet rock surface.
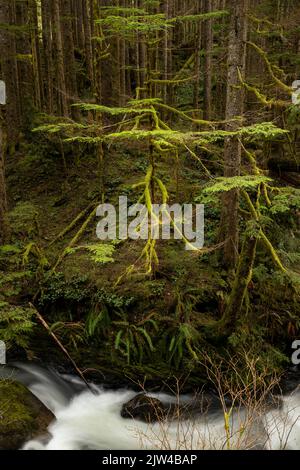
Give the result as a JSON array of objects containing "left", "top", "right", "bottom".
[
  {"left": 121, "top": 394, "right": 169, "bottom": 422},
  {"left": 0, "top": 380, "right": 54, "bottom": 450},
  {"left": 121, "top": 392, "right": 220, "bottom": 423}
]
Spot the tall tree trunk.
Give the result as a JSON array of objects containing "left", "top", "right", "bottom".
[
  {"left": 60, "top": 0, "right": 78, "bottom": 118},
  {"left": 221, "top": 0, "right": 249, "bottom": 267},
  {"left": 30, "top": 0, "right": 44, "bottom": 110},
  {"left": 41, "top": 0, "right": 54, "bottom": 114},
  {"left": 220, "top": 236, "right": 257, "bottom": 333},
  {"left": 0, "top": 1, "right": 9, "bottom": 243},
  {"left": 75, "top": 0, "right": 85, "bottom": 51},
  {"left": 52, "top": 0, "right": 68, "bottom": 116},
  {"left": 0, "top": 125, "right": 7, "bottom": 245},
  {"left": 16, "top": 1, "right": 33, "bottom": 122},
  {"left": 119, "top": 36, "right": 126, "bottom": 104},
  {"left": 163, "top": 0, "right": 173, "bottom": 117},
  {"left": 82, "top": 0, "right": 94, "bottom": 90},
  {"left": 136, "top": 0, "right": 146, "bottom": 98},
  {"left": 163, "top": 0, "right": 173, "bottom": 104},
  {"left": 193, "top": 0, "right": 202, "bottom": 115},
  {"left": 203, "top": 0, "right": 213, "bottom": 120}
]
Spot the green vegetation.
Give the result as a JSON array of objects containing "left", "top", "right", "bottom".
[{"left": 0, "top": 0, "right": 300, "bottom": 394}]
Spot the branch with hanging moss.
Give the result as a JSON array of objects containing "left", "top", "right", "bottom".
[
  {"left": 154, "top": 101, "right": 216, "bottom": 127},
  {"left": 157, "top": 117, "right": 219, "bottom": 159},
  {"left": 33, "top": 121, "right": 89, "bottom": 134},
  {"left": 173, "top": 54, "right": 195, "bottom": 81},
  {"left": 262, "top": 183, "right": 272, "bottom": 207},
  {"left": 247, "top": 14, "right": 285, "bottom": 40},
  {"left": 241, "top": 189, "right": 260, "bottom": 221},
  {"left": 51, "top": 206, "right": 97, "bottom": 272},
  {"left": 48, "top": 202, "right": 95, "bottom": 247},
  {"left": 183, "top": 144, "right": 212, "bottom": 178},
  {"left": 153, "top": 176, "right": 223, "bottom": 253},
  {"left": 259, "top": 229, "right": 287, "bottom": 273},
  {"left": 98, "top": 6, "right": 148, "bottom": 16},
  {"left": 95, "top": 12, "right": 169, "bottom": 37},
  {"left": 100, "top": 124, "right": 285, "bottom": 145},
  {"left": 146, "top": 75, "right": 198, "bottom": 86},
  {"left": 247, "top": 41, "right": 292, "bottom": 94},
  {"left": 241, "top": 189, "right": 286, "bottom": 272},
  {"left": 237, "top": 68, "right": 288, "bottom": 109},
  {"left": 167, "top": 10, "right": 229, "bottom": 24},
  {"left": 240, "top": 141, "right": 260, "bottom": 175},
  {"left": 72, "top": 102, "right": 156, "bottom": 116},
  {"left": 239, "top": 142, "right": 272, "bottom": 209},
  {"left": 115, "top": 165, "right": 159, "bottom": 283},
  {"left": 22, "top": 242, "right": 49, "bottom": 269}
]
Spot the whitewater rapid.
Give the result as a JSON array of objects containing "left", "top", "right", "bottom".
[{"left": 2, "top": 363, "right": 300, "bottom": 450}]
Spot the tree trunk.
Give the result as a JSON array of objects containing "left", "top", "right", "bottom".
[
  {"left": 193, "top": 0, "right": 202, "bottom": 115},
  {"left": 0, "top": 2, "right": 9, "bottom": 243},
  {"left": 16, "top": 1, "right": 33, "bottom": 121},
  {"left": 0, "top": 125, "right": 7, "bottom": 245},
  {"left": 52, "top": 0, "right": 68, "bottom": 116},
  {"left": 41, "top": 0, "right": 54, "bottom": 113},
  {"left": 203, "top": 0, "right": 213, "bottom": 120},
  {"left": 60, "top": 0, "right": 78, "bottom": 118},
  {"left": 30, "top": 0, "right": 44, "bottom": 110},
  {"left": 220, "top": 236, "right": 257, "bottom": 333},
  {"left": 221, "top": 0, "right": 249, "bottom": 267},
  {"left": 82, "top": 0, "right": 94, "bottom": 90}
]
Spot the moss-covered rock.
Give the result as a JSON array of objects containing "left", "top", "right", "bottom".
[{"left": 0, "top": 380, "right": 54, "bottom": 450}]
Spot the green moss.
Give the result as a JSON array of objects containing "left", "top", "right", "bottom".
[{"left": 0, "top": 381, "right": 39, "bottom": 449}]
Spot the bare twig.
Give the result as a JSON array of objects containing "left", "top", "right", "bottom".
[{"left": 29, "top": 303, "right": 95, "bottom": 393}]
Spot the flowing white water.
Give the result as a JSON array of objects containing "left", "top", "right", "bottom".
[{"left": 5, "top": 363, "right": 300, "bottom": 450}]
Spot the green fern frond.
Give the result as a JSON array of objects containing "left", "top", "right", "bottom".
[{"left": 204, "top": 176, "right": 272, "bottom": 194}]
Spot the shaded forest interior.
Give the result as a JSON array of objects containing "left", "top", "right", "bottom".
[{"left": 1, "top": 0, "right": 300, "bottom": 388}]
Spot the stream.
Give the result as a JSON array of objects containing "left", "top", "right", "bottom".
[{"left": 2, "top": 363, "right": 300, "bottom": 450}]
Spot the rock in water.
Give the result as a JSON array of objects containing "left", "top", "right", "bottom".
[
  {"left": 121, "top": 394, "right": 168, "bottom": 422},
  {"left": 0, "top": 380, "right": 54, "bottom": 449},
  {"left": 121, "top": 392, "right": 222, "bottom": 423}
]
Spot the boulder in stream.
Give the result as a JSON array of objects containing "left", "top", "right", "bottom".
[
  {"left": 121, "top": 394, "right": 170, "bottom": 422},
  {"left": 121, "top": 392, "right": 222, "bottom": 423}
]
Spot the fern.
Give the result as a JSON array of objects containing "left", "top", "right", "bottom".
[
  {"left": 270, "top": 189, "right": 300, "bottom": 215},
  {"left": 49, "top": 321, "right": 86, "bottom": 350},
  {"left": 9, "top": 202, "right": 40, "bottom": 238},
  {"left": 204, "top": 175, "right": 272, "bottom": 194},
  {"left": 0, "top": 306, "right": 35, "bottom": 349},
  {"left": 168, "top": 323, "right": 201, "bottom": 368},
  {"left": 85, "top": 307, "right": 111, "bottom": 337},
  {"left": 0, "top": 271, "right": 31, "bottom": 289},
  {"left": 112, "top": 317, "right": 156, "bottom": 364},
  {"left": 63, "top": 243, "right": 117, "bottom": 265},
  {"left": 85, "top": 244, "right": 116, "bottom": 264}
]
